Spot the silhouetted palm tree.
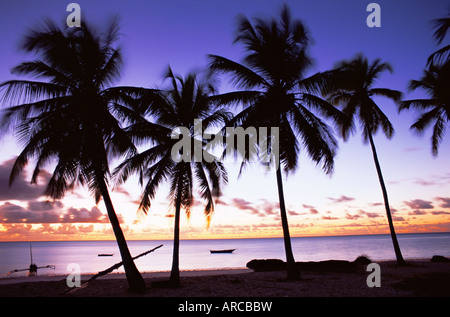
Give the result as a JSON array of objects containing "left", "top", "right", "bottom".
[
  {"left": 428, "top": 10, "right": 450, "bottom": 66},
  {"left": 114, "top": 68, "right": 228, "bottom": 286},
  {"left": 327, "top": 54, "right": 406, "bottom": 266},
  {"left": 399, "top": 60, "right": 450, "bottom": 156},
  {"left": 0, "top": 19, "right": 146, "bottom": 292},
  {"left": 208, "top": 5, "right": 341, "bottom": 279}
]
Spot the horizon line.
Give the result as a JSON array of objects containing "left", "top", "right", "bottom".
[{"left": 1, "top": 230, "right": 448, "bottom": 243}]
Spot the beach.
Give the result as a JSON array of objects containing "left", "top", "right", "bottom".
[{"left": 1, "top": 260, "right": 449, "bottom": 297}]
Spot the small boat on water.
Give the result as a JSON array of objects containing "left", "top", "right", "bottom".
[
  {"left": 98, "top": 254, "right": 114, "bottom": 257},
  {"left": 210, "top": 249, "right": 235, "bottom": 254},
  {"left": 7, "top": 244, "right": 55, "bottom": 276}
]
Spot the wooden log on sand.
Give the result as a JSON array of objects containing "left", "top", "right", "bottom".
[{"left": 65, "top": 244, "right": 163, "bottom": 294}]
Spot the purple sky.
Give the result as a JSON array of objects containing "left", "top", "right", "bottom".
[{"left": 0, "top": 0, "right": 449, "bottom": 240}]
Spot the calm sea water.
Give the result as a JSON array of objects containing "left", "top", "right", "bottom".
[{"left": 1, "top": 232, "right": 449, "bottom": 277}]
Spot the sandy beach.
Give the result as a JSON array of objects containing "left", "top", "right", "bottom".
[{"left": 1, "top": 260, "right": 449, "bottom": 297}]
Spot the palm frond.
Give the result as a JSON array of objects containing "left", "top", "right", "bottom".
[
  {"left": 427, "top": 45, "right": 450, "bottom": 66},
  {"left": 95, "top": 47, "right": 123, "bottom": 88},
  {"left": 300, "top": 93, "right": 345, "bottom": 125},
  {"left": 431, "top": 114, "right": 446, "bottom": 156},
  {"left": 369, "top": 88, "right": 402, "bottom": 102},
  {"left": 209, "top": 90, "right": 262, "bottom": 109},
  {"left": 11, "top": 61, "right": 75, "bottom": 87},
  {"left": 431, "top": 15, "right": 450, "bottom": 44},
  {"left": 410, "top": 107, "right": 443, "bottom": 134},
  {"left": 367, "top": 59, "right": 393, "bottom": 84},
  {"left": 139, "top": 154, "right": 174, "bottom": 214},
  {"left": 208, "top": 55, "right": 267, "bottom": 89},
  {"left": 291, "top": 104, "right": 336, "bottom": 174},
  {"left": 194, "top": 162, "right": 214, "bottom": 215},
  {"left": 371, "top": 99, "right": 395, "bottom": 139},
  {"left": 0, "top": 80, "right": 68, "bottom": 107},
  {"left": 398, "top": 98, "right": 438, "bottom": 111},
  {"left": 297, "top": 71, "right": 336, "bottom": 95}
]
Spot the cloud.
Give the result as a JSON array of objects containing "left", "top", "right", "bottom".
[
  {"left": 404, "top": 199, "right": 434, "bottom": 210},
  {"left": 414, "top": 179, "right": 438, "bottom": 186},
  {"left": 0, "top": 202, "right": 111, "bottom": 224},
  {"left": 0, "top": 202, "right": 26, "bottom": 212},
  {"left": 408, "top": 210, "right": 428, "bottom": 216},
  {"left": 61, "top": 207, "right": 110, "bottom": 223},
  {"left": 260, "top": 199, "right": 278, "bottom": 216},
  {"left": 403, "top": 147, "right": 421, "bottom": 153},
  {"left": 364, "top": 212, "right": 381, "bottom": 218},
  {"left": 327, "top": 195, "right": 355, "bottom": 203},
  {"left": 321, "top": 216, "right": 339, "bottom": 220},
  {"left": 231, "top": 198, "right": 259, "bottom": 214},
  {"left": 288, "top": 210, "right": 302, "bottom": 216},
  {"left": 345, "top": 209, "right": 381, "bottom": 219},
  {"left": 2, "top": 223, "right": 95, "bottom": 237},
  {"left": 229, "top": 197, "right": 280, "bottom": 218},
  {"left": 0, "top": 158, "right": 49, "bottom": 201},
  {"left": 0, "top": 202, "right": 62, "bottom": 223},
  {"left": 309, "top": 208, "right": 319, "bottom": 215},
  {"left": 28, "top": 200, "right": 64, "bottom": 211},
  {"left": 345, "top": 213, "right": 361, "bottom": 220},
  {"left": 431, "top": 211, "right": 450, "bottom": 215},
  {"left": 411, "top": 174, "right": 450, "bottom": 187},
  {"left": 113, "top": 186, "right": 131, "bottom": 197},
  {"left": 436, "top": 197, "right": 450, "bottom": 208}
]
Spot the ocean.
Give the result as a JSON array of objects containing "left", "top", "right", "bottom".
[{"left": 1, "top": 232, "right": 449, "bottom": 277}]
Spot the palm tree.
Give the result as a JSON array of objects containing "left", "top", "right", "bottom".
[
  {"left": 0, "top": 19, "right": 146, "bottom": 292},
  {"left": 327, "top": 54, "right": 406, "bottom": 266},
  {"left": 427, "top": 10, "right": 450, "bottom": 66},
  {"left": 208, "top": 5, "right": 341, "bottom": 279},
  {"left": 399, "top": 60, "right": 450, "bottom": 156},
  {"left": 114, "top": 68, "right": 228, "bottom": 286}
]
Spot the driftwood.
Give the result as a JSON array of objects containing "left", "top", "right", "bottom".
[
  {"left": 86, "top": 244, "right": 163, "bottom": 282},
  {"left": 65, "top": 244, "right": 163, "bottom": 293}
]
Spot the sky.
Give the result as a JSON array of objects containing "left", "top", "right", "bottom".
[{"left": 0, "top": 0, "right": 449, "bottom": 241}]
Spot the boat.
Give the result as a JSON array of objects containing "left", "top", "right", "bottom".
[
  {"left": 210, "top": 249, "right": 235, "bottom": 254},
  {"left": 7, "top": 244, "right": 55, "bottom": 276},
  {"left": 98, "top": 253, "right": 114, "bottom": 257}
]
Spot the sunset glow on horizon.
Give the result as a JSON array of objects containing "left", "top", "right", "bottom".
[{"left": 1, "top": 0, "right": 450, "bottom": 242}]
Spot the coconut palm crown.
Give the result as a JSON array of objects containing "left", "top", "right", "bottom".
[
  {"left": 208, "top": 4, "right": 343, "bottom": 279},
  {"left": 0, "top": 19, "right": 146, "bottom": 292}
]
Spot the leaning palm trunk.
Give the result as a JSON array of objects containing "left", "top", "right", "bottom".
[
  {"left": 367, "top": 132, "right": 406, "bottom": 266},
  {"left": 170, "top": 180, "right": 183, "bottom": 286},
  {"left": 97, "top": 172, "right": 146, "bottom": 292},
  {"left": 276, "top": 165, "right": 301, "bottom": 279}
]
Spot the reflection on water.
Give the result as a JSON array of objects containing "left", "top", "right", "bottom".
[{"left": 1, "top": 232, "right": 449, "bottom": 277}]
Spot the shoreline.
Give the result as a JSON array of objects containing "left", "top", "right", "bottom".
[
  {"left": 1, "top": 259, "right": 450, "bottom": 297},
  {"left": 0, "top": 257, "right": 438, "bottom": 284},
  {"left": 0, "top": 267, "right": 251, "bottom": 285}
]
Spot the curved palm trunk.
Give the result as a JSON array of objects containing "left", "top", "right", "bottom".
[
  {"left": 276, "top": 167, "right": 301, "bottom": 280},
  {"left": 169, "top": 181, "right": 182, "bottom": 286},
  {"left": 97, "top": 174, "right": 146, "bottom": 292},
  {"left": 367, "top": 132, "right": 406, "bottom": 266}
]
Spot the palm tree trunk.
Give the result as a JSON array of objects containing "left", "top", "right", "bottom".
[
  {"left": 169, "top": 180, "right": 182, "bottom": 286},
  {"left": 276, "top": 166, "right": 301, "bottom": 279},
  {"left": 367, "top": 132, "right": 406, "bottom": 266},
  {"left": 97, "top": 173, "right": 146, "bottom": 292}
]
